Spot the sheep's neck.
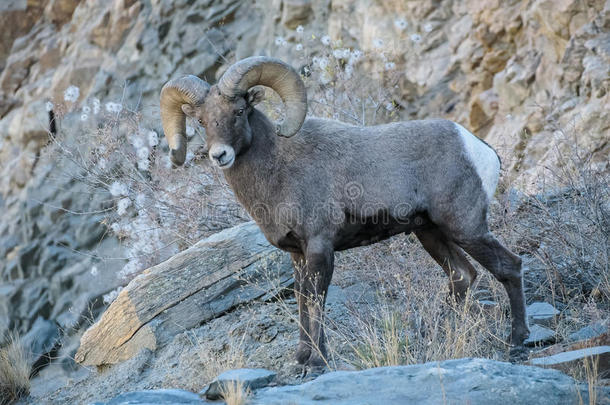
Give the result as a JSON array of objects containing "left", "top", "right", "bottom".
[{"left": 223, "top": 111, "right": 283, "bottom": 217}]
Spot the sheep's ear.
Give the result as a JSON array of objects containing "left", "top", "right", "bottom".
[
  {"left": 247, "top": 88, "right": 265, "bottom": 106},
  {"left": 181, "top": 104, "right": 196, "bottom": 117}
]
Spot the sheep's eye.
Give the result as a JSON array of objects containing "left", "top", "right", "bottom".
[
  {"left": 236, "top": 108, "right": 244, "bottom": 116},
  {"left": 197, "top": 119, "right": 203, "bottom": 125}
]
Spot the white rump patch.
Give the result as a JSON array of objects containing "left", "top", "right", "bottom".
[{"left": 454, "top": 123, "right": 500, "bottom": 200}]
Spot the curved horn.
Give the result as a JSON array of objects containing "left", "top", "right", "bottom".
[
  {"left": 218, "top": 56, "right": 307, "bottom": 137},
  {"left": 160, "top": 75, "right": 210, "bottom": 166}
]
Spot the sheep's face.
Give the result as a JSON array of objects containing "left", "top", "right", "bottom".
[{"left": 182, "top": 86, "right": 264, "bottom": 170}]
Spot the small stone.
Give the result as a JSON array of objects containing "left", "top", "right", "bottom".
[
  {"left": 527, "top": 302, "right": 559, "bottom": 326},
  {"left": 568, "top": 322, "right": 608, "bottom": 342},
  {"left": 202, "top": 368, "right": 276, "bottom": 400},
  {"left": 524, "top": 324, "right": 556, "bottom": 346}
]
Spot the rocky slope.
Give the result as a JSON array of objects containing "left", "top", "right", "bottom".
[{"left": 0, "top": 0, "right": 609, "bottom": 403}]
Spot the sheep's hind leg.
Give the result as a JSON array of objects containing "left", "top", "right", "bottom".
[
  {"left": 415, "top": 228, "right": 477, "bottom": 300},
  {"left": 291, "top": 252, "right": 312, "bottom": 365},
  {"left": 456, "top": 232, "right": 529, "bottom": 347},
  {"left": 301, "top": 237, "right": 334, "bottom": 370}
]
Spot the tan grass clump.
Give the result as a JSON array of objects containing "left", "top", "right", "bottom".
[
  {"left": 0, "top": 333, "right": 31, "bottom": 405},
  {"left": 220, "top": 380, "right": 250, "bottom": 405}
]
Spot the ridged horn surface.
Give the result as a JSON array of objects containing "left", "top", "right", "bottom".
[
  {"left": 218, "top": 56, "right": 307, "bottom": 137},
  {"left": 160, "top": 75, "right": 210, "bottom": 165}
]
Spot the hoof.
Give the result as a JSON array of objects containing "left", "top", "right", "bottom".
[
  {"left": 306, "top": 352, "right": 327, "bottom": 369},
  {"left": 509, "top": 345, "right": 529, "bottom": 363},
  {"left": 295, "top": 343, "right": 311, "bottom": 365},
  {"left": 510, "top": 327, "right": 530, "bottom": 347}
]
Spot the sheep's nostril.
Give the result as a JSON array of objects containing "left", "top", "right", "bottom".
[{"left": 212, "top": 150, "right": 226, "bottom": 162}]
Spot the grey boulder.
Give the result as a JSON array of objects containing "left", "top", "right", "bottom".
[
  {"left": 203, "top": 368, "right": 277, "bottom": 400},
  {"left": 524, "top": 324, "right": 556, "bottom": 346},
  {"left": 568, "top": 322, "right": 608, "bottom": 342},
  {"left": 248, "top": 358, "right": 604, "bottom": 405},
  {"left": 526, "top": 302, "right": 559, "bottom": 326}
]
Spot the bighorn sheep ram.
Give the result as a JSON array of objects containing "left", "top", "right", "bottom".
[{"left": 160, "top": 56, "right": 529, "bottom": 367}]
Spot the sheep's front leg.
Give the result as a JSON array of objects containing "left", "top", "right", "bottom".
[
  {"left": 302, "top": 237, "right": 334, "bottom": 369},
  {"left": 291, "top": 252, "right": 312, "bottom": 365}
]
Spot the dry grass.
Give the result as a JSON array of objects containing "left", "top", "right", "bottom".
[
  {"left": 0, "top": 333, "right": 31, "bottom": 405},
  {"left": 190, "top": 331, "right": 247, "bottom": 384},
  {"left": 326, "top": 241, "right": 510, "bottom": 369},
  {"left": 575, "top": 355, "right": 602, "bottom": 405},
  {"left": 219, "top": 380, "right": 250, "bottom": 405}
]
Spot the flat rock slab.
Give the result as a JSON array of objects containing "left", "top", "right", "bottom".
[
  {"left": 248, "top": 358, "right": 604, "bottom": 405},
  {"left": 524, "top": 324, "right": 556, "bottom": 346},
  {"left": 75, "top": 221, "right": 293, "bottom": 366},
  {"left": 203, "top": 368, "right": 276, "bottom": 399},
  {"left": 92, "top": 389, "right": 204, "bottom": 405},
  {"left": 526, "top": 302, "right": 559, "bottom": 326},
  {"left": 569, "top": 322, "right": 608, "bottom": 342},
  {"left": 529, "top": 346, "right": 610, "bottom": 376}
]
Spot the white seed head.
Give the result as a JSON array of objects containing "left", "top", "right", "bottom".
[
  {"left": 137, "top": 146, "right": 149, "bottom": 160},
  {"left": 117, "top": 197, "right": 132, "bottom": 216},
  {"left": 137, "top": 158, "right": 149, "bottom": 171},
  {"left": 105, "top": 102, "right": 123, "bottom": 114},
  {"left": 147, "top": 130, "right": 159, "bottom": 146},
  {"left": 394, "top": 18, "right": 408, "bottom": 31},
  {"left": 317, "top": 57, "right": 329, "bottom": 70},
  {"left": 63, "top": 85, "right": 80, "bottom": 103},
  {"left": 92, "top": 98, "right": 101, "bottom": 114},
  {"left": 109, "top": 181, "right": 128, "bottom": 197},
  {"left": 384, "top": 61, "right": 396, "bottom": 71}
]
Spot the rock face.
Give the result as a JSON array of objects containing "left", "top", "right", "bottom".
[
  {"left": 93, "top": 358, "right": 607, "bottom": 405},
  {"left": 75, "top": 221, "right": 293, "bottom": 366}
]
